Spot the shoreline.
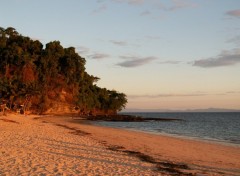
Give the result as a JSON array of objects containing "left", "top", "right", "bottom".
[
  {"left": 94, "top": 123, "right": 240, "bottom": 148},
  {"left": 89, "top": 112, "right": 240, "bottom": 148},
  {"left": 43, "top": 115, "right": 240, "bottom": 174},
  {"left": 1, "top": 114, "right": 240, "bottom": 175},
  {"left": 69, "top": 117, "right": 240, "bottom": 175},
  {"left": 83, "top": 118, "right": 240, "bottom": 150}
]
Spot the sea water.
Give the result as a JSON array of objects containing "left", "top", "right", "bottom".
[{"left": 94, "top": 112, "right": 240, "bottom": 146}]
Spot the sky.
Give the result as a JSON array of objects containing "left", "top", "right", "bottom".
[{"left": 1, "top": 0, "right": 240, "bottom": 110}]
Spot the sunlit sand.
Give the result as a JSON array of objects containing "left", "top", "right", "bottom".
[{"left": 0, "top": 114, "right": 239, "bottom": 175}]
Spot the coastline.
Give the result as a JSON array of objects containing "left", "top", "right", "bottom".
[
  {"left": 113, "top": 126, "right": 240, "bottom": 148},
  {"left": 94, "top": 124, "right": 240, "bottom": 148},
  {"left": 1, "top": 114, "right": 240, "bottom": 175},
  {"left": 93, "top": 112, "right": 240, "bottom": 148},
  {"left": 41, "top": 115, "right": 240, "bottom": 175}
]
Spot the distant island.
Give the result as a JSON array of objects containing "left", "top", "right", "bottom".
[{"left": 0, "top": 27, "right": 127, "bottom": 115}]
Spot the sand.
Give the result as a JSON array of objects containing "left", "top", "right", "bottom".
[{"left": 0, "top": 114, "right": 240, "bottom": 175}]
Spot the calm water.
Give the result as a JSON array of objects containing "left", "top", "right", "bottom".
[{"left": 94, "top": 112, "right": 240, "bottom": 146}]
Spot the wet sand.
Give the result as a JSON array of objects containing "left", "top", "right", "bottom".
[{"left": 0, "top": 114, "right": 240, "bottom": 175}]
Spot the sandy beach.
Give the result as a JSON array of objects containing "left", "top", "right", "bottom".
[{"left": 0, "top": 114, "right": 240, "bottom": 175}]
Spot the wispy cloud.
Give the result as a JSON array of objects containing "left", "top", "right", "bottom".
[
  {"left": 168, "top": 0, "right": 197, "bottom": 11},
  {"left": 109, "top": 0, "right": 197, "bottom": 18},
  {"left": 76, "top": 46, "right": 110, "bottom": 60},
  {"left": 158, "top": 60, "right": 181, "bottom": 64},
  {"left": 226, "top": 91, "right": 240, "bottom": 94},
  {"left": 226, "top": 9, "right": 240, "bottom": 18},
  {"left": 89, "top": 53, "right": 110, "bottom": 60},
  {"left": 145, "top": 35, "right": 161, "bottom": 40},
  {"left": 97, "top": 0, "right": 106, "bottom": 3},
  {"left": 111, "top": 0, "right": 197, "bottom": 10},
  {"left": 76, "top": 46, "right": 90, "bottom": 55},
  {"left": 128, "top": 91, "right": 240, "bottom": 99},
  {"left": 226, "top": 36, "right": 240, "bottom": 46},
  {"left": 140, "top": 10, "right": 151, "bottom": 16},
  {"left": 193, "top": 48, "right": 240, "bottom": 68},
  {"left": 128, "top": 93, "right": 207, "bottom": 99},
  {"left": 116, "top": 56, "right": 157, "bottom": 67},
  {"left": 110, "top": 40, "right": 128, "bottom": 46},
  {"left": 92, "top": 4, "right": 107, "bottom": 14},
  {"left": 112, "top": 0, "right": 145, "bottom": 5}
]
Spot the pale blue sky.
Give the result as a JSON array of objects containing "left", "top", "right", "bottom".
[{"left": 1, "top": 0, "right": 240, "bottom": 110}]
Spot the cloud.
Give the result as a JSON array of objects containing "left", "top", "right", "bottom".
[
  {"left": 116, "top": 56, "right": 157, "bottom": 67},
  {"left": 168, "top": 0, "right": 197, "bottom": 11},
  {"left": 193, "top": 48, "right": 240, "bottom": 68},
  {"left": 112, "top": 0, "right": 145, "bottom": 5},
  {"left": 145, "top": 35, "right": 161, "bottom": 40},
  {"left": 226, "top": 9, "right": 240, "bottom": 18},
  {"left": 110, "top": 0, "right": 197, "bottom": 13},
  {"left": 128, "top": 93, "right": 207, "bottom": 99},
  {"left": 128, "top": 91, "right": 240, "bottom": 99},
  {"left": 140, "top": 10, "right": 151, "bottom": 16},
  {"left": 110, "top": 40, "right": 128, "bottom": 46},
  {"left": 76, "top": 46, "right": 110, "bottom": 60},
  {"left": 89, "top": 53, "right": 110, "bottom": 60},
  {"left": 97, "top": 0, "right": 106, "bottom": 3},
  {"left": 226, "top": 91, "right": 240, "bottom": 94},
  {"left": 76, "top": 46, "right": 90, "bottom": 55},
  {"left": 158, "top": 60, "right": 181, "bottom": 64},
  {"left": 226, "top": 36, "right": 240, "bottom": 46},
  {"left": 92, "top": 4, "right": 107, "bottom": 14},
  {"left": 111, "top": 0, "right": 165, "bottom": 11}
]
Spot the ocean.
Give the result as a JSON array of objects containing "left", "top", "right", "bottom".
[{"left": 93, "top": 112, "right": 240, "bottom": 146}]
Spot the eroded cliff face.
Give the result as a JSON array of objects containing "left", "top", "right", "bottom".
[
  {"left": 44, "top": 101, "right": 78, "bottom": 115},
  {"left": 43, "top": 102, "right": 117, "bottom": 116},
  {"left": 43, "top": 88, "right": 74, "bottom": 115},
  {"left": 30, "top": 89, "right": 116, "bottom": 116}
]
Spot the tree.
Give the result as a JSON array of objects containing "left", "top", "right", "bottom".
[
  {"left": 5, "top": 27, "right": 18, "bottom": 37},
  {"left": 0, "top": 26, "right": 128, "bottom": 114}
]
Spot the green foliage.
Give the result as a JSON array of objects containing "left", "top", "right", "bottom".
[{"left": 0, "top": 26, "right": 127, "bottom": 113}]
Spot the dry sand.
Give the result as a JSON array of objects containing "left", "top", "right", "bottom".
[{"left": 0, "top": 114, "right": 240, "bottom": 175}]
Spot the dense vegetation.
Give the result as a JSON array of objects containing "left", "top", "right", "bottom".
[{"left": 0, "top": 27, "right": 127, "bottom": 115}]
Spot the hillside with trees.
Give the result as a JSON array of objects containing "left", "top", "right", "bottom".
[{"left": 0, "top": 27, "right": 127, "bottom": 115}]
